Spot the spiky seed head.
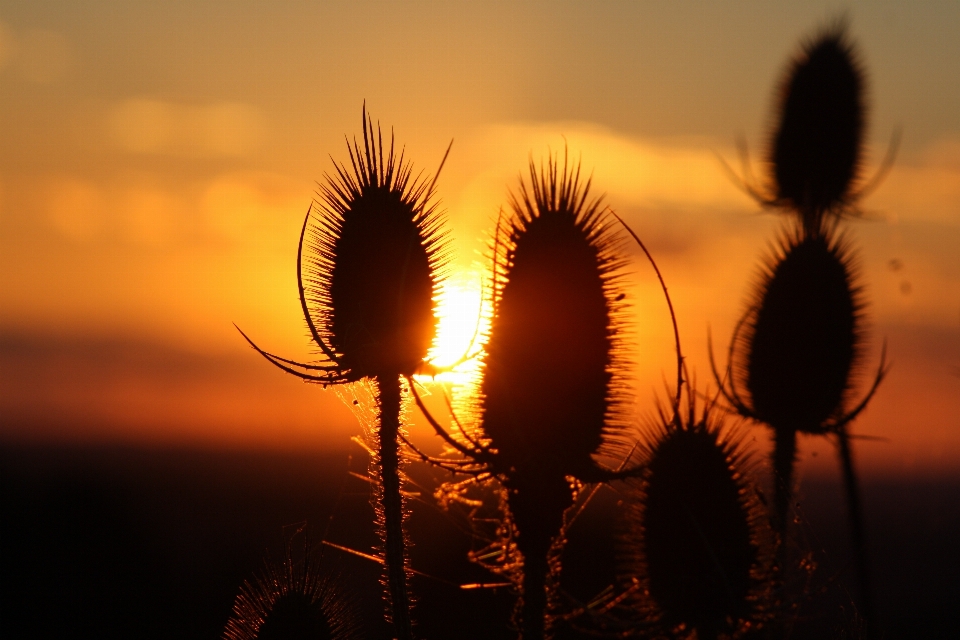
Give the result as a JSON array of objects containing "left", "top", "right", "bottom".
[
  {"left": 222, "top": 545, "right": 362, "bottom": 640},
  {"left": 308, "top": 107, "right": 449, "bottom": 379},
  {"left": 743, "top": 228, "right": 862, "bottom": 433},
  {"left": 625, "top": 410, "right": 764, "bottom": 638},
  {"left": 479, "top": 152, "right": 630, "bottom": 639},
  {"left": 255, "top": 593, "right": 334, "bottom": 640},
  {"left": 480, "top": 152, "right": 630, "bottom": 486},
  {"left": 770, "top": 26, "right": 865, "bottom": 229}
]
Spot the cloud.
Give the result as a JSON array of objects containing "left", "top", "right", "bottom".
[
  {"left": 0, "top": 331, "right": 358, "bottom": 450},
  {"left": 445, "top": 122, "right": 766, "bottom": 260},
  {"left": 107, "top": 98, "right": 264, "bottom": 158},
  {"left": 455, "top": 121, "right": 960, "bottom": 225},
  {"left": 456, "top": 121, "right": 751, "bottom": 214},
  {"left": 870, "top": 139, "right": 960, "bottom": 226},
  {"left": 200, "top": 171, "right": 305, "bottom": 244}
]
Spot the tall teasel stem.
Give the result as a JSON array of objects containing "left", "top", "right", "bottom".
[
  {"left": 375, "top": 374, "right": 412, "bottom": 637},
  {"left": 237, "top": 105, "right": 452, "bottom": 640}
]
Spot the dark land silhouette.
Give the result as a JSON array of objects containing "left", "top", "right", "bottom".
[{"left": 2, "top": 443, "right": 959, "bottom": 639}]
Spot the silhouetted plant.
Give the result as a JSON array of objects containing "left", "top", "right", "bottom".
[
  {"left": 223, "top": 526, "right": 364, "bottom": 640},
  {"left": 770, "top": 29, "right": 864, "bottom": 236},
  {"left": 712, "top": 25, "right": 888, "bottom": 629},
  {"left": 484, "top": 153, "right": 633, "bottom": 639},
  {"left": 722, "top": 26, "right": 897, "bottom": 230},
  {"left": 238, "top": 105, "right": 451, "bottom": 640},
  {"left": 731, "top": 227, "right": 871, "bottom": 531},
  {"left": 407, "top": 151, "right": 640, "bottom": 639},
  {"left": 619, "top": 393, "right": 771, "bottom": 640}
]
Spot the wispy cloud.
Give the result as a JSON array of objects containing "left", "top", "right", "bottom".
[{"left": 107, "top": 98, "right": 264, "bottom": 159}]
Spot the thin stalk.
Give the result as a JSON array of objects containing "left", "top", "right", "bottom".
[
  {"left": 771, "top": 427, "right": 797, "bottom": 638},
  {"left": 376, "top": 374, "right": 413, "bottom": 640},
  {"left": 521, "top": 551, "right": 549, "bottom": 640},
  {"left": 772, "top": 428, "right": 797, "bottom": 537},
  {"left": 837, "top": 425, "right": 874, "bottom": 633}
]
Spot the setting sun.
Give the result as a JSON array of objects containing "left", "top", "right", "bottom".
[{"left": 423, "top": 269, "right": 489, "bottom": 384}]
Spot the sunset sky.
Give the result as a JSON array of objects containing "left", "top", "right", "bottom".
[{"left": 1, "top": 1, "right": 958, "bottom": 477}]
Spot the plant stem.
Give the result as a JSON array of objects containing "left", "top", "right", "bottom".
[
  {"left": 772, "top": 427, "right": 797, "bottom": 536},
  {"left": 837, "top": 425, "right": 874, "bottom": 633},
  {"left": 770, "top": 427, "right": 798, "bottom": 639},
  {"left": 520, "top": 550, "right": 548, "bottom": 640},
  {"left": 376, "top": 374, "right": 413, "bottom": 640}
]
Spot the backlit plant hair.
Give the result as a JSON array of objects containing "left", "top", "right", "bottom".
[
  {"left": 223, "top": 526, "right": 363, "bottom": 640},
  {"left": 711, "top": 25, "right": 887, "bottom": 629},
  {"left": 619, "top": 391, "right": 771, "bottom": 640},
  {"left": 238, "top": 105, "right": 451, "bottom": 640}
]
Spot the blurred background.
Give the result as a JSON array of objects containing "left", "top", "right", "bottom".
[{"left": 1, "top": 1, "right": 958, "bottom": 638}]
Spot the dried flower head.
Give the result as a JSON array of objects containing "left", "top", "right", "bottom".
[
  {"left": 238, "top": 104, "right": 449, "bottom": 386},
  {"left": 223, "top": 530, "right": 362, "bottom": 640},
  {"left": 482, "top": 150, "right": 631, "bottom": 485},
  {"left": 621, "top": 399, "right": 769, "bottom": 640},
  {"left": 311, "top": 111, "right": 449, "bottom": 379},
  {"left": 770, "top": 25, "right": 865, "bottom": 231},
  {"left": 743, "top": 228, "right": 863, "bottom": 434}
]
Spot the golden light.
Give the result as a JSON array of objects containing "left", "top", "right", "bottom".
[{"left": 422, "top": 269, "right": 489, "bottom": 385}]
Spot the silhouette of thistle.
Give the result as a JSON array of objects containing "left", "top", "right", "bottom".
[
  {"left": 223, "top": 526, "right": 364, "bottom": 640},
  {"left": 237, "top": 105, "right": 451, "bottom": 640},
  {"left": 406, "top": 150, "right": 637, "bottom": 638},
  {"left": 741, "top": 227, "right": 867, "bottom": 530},
  {"left": 482, "top": 153, "right": 633, "bottom": 639},
  {"left": 620, "top": 393, "right": 770, "bottom": 640},
  {"left": 712, "top": 25, "right": 888, "bottom": 629},
  {"left": 770, "top": 29, "right": 865, "bottom": 235}
]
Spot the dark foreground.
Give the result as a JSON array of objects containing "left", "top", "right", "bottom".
[{"left": 1, "top": 443, "right": 958, "bottom": 639}]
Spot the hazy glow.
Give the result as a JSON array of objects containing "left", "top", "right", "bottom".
[{"left": 1, "top": 3, "right": 958, "bottom": 477}]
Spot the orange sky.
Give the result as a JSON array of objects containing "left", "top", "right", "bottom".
[{"left": 1, "top": 2, "right": 958, "bottom": 479}]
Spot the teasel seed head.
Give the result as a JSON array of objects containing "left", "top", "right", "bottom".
[
  {"left": 477, "top": 150, "right": 631, "bottom": 638},
  {"left": 770, "top": 25, "right": 865, "bottom": 233},
  {"left": 223, "top": 532, "right": 363, "bottom": 640},
  {"left": 741, "top": 226, "right": 864, "bottom": 434},
  {"left": 480, "top": 150, "right": 631, "bottom": 486},
  {"left": 622, "top": 399, "right": 769, "bottom": 639},
  {"left": 308, "top": 105, "right": 450, "bottom": 379}
]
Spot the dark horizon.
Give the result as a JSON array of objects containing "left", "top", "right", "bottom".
[{"left": 3, "top": 442, "right": 959, "bottom": 638}]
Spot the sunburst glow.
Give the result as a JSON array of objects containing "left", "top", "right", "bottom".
[{"left": 423, "top": 269, "right": 489, "bottom": 384}]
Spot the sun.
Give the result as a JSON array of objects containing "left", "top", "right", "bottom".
[{"left": 423, "top": 269, "right": 488, "bottom": 384}]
